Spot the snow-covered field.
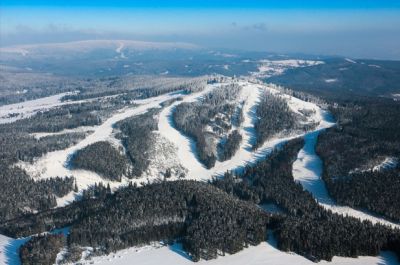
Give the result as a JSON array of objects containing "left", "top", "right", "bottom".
[
  {"left": 0, "top": 92, "right": 75, "bottom": 124},
  {"left": 50, "top": 233, "right": 398, "bottom": 265},
  {"left": 252, "top": 59, "right": 324, "bottom": 78},
  {"left": 0, "top": 234, "right": 29, "bottom": 265},
  {"left": 1, "top": 231, "right": 399, "bottom": 265}
]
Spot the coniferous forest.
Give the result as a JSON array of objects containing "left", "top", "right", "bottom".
[
  {"left": 2, "top": 139, "right": 400, "bottom": 265},
  {"left": 0, "top": 48, "right": 399, "bottom": 265},
  {"left": 317, "top": 98, "right": 400, "bottom": 222}
]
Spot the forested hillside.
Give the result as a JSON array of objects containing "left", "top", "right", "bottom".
[
  {"left": 268, "top": 58, "right": 400, "bottom": 99},
  {"left": 213, "top": 138, "right": 400, "bottom": 262},
  {"left": 2, "top": 181, "right": 269, "bottom": 263},
  {"left": 173, "top": 84, "right": 242, "bottom": 168},
  {"left": 253, "top": 92, "right": 315, "bottom": 149},
  {"left": 114, "top": 108, "right": 160, "bottom": 177},
  {"left": 70, "top": 141, "right": 129, "bottom": 181},
  {"left": 3, "top": 139, "right": 400, "bottom": 264},
  {"left": 317, "top": 98, "right": 400, "bottom": 221}
]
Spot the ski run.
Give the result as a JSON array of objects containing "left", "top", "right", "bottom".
[{"left": 2, "top": 78, "right": 400, "bottom": 265}]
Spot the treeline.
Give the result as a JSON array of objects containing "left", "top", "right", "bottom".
[
  {"left": 0, "top": 125, "right": 78, "bottom": 222},
  {"left": 61, "top": 75, "right": 211, "bottom": 102},
  {"left": 0, "top": 165, "right": 74, "bottom": 222},
  {"left": 173, "top": 84, "right": 242, "bottom": 168},
  {"left": 0, "top": 131, "right": 86, "bottom": 164},
  {"left": 115, "top": 108, "right": 159, "bottom": 177},
  {"left": 317, "top": 98, "right": 400, "bottom": 221},
  {"left": 212, "top": 138, "right": 400, "bottom": 262},
  {"left": 20, "top": 233, "right": 65, "bottom": 265},
  {"left": 1, "top": 181, "right": 269, "bottom": 262},
  {"left": 70, "top": 141, "right": 129, "bottom": 181},
  {"left": 4, "top": 102, "right": 102, "bottom": 133},
  {"left": 253, "top": 92, "right": 303, "bottom": 149},
  {"left": 4, "top": 139, "right": 400, "bottom": 263},
  {"left": 218, "top": 130, "right": 242, "bottom": 161}
]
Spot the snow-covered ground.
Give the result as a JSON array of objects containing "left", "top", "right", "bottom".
[
  {"left": 0, "top": 92, "right": 76, "bottom": 124},
  {"left": 3, "top": 79, "right": 400, "bottom": 265},
  {"left": 0, "top": 234, "right": 29, "bottom": 265},
  {"left": 325, "top": 78, "right": 338, "bottom": 83},
  {"left": 158, "top": 80, "right": 329, "bottom": 180},
  {"left": 292, "top": 130, "right": 400, "bottom": 229},
  {"left": 252, "top": 59, "right": 324, "bottom": 78},
  {"left": 56, "top": 233, "right": 398, "bottom": 265},
  {"left": 30, "top": 126, "right": 94, "bottom": 140},
  {"left": 16, "top": 91, "right": 185, "bottom": 203},
  {"left": 345, "top": 58, "right": 357, "bottom": 64},
  {"left": 372, "top": 157, "right": 398, "bottom": 172}
]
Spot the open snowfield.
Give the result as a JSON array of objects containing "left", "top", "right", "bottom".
[
  {"left": 252, "top": 59, "right": 324, "bottom": 78},
  {"left": 1, "top": 231, "right": 399, "bottom": 265},
  {"left": 49, "top": 233, "right": 398, "bottom": 265},
  {"left": 0, "top": 92, "right": 75, "bottom": 124}
]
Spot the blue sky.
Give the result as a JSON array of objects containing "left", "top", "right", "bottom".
[
  {"left": 1, "top": 1, "right": 400, "bottom": 59},
  {"left": 2, "top": 0, "right": 400, "bottom": 8}
]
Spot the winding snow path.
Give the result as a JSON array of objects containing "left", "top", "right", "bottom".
[
  {"left": 3, "top": 80, "right": 400, "bottom": 265},
  {"left": 292, "top": 130, "right": 400, "bottom": 229},
  {"left": 18, "top": 91, "right": 184, "bottom": 193},
  {"left": 0, "top": 92, "right": 74, "bottom": 124},
  {"left": 158, "top": 81, "right": 332, "bottom": 180}
]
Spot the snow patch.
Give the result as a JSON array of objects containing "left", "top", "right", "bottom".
[
  {"left": 325, "top": 78, "right": 338, "bottom": 83},
  {"left": 0, "top": 92, "right": 78, "bottom": 124},
  {"left": 345, "top": 58, "right": 357, "bottom": 64},
  {"left": 369, "top": 64, "right": 381, "bottom": 68},
  {"left": 372, "top": 157, "right": 398, "bottom": 172},
  {"left": 252, "top": 59, "right": 324, "bottom": 78}
]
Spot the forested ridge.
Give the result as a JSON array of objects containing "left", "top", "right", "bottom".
[
  {"left": 3, "top": 139, "right": 400, "bottom": 264},
  {"left": 1, "top": 71, "right": 400, "bottom": 265},
  {"left": 0, "top": 76, "right": 211, "bottom": 224},
  {"left": 19, "top": 233, "right": 65, "bottom": 265},
  {"left": 212, "top": 138, "right": 400, "bottom": 262},
  {"left": 3, "top": 181, "right": 269, "bottom": 263},
  {"left": 114, "top": 108, "right": 160, "bottom": 177},
  {"left": 173, "top": 84, "right": 242, "bottom": 168},
  {"left": 0, "top": 122, "right": 80, "bottom": 221},
  {"left": 70, "top": 141, "right": 129, "bottom": 181},
  {"left": 0, "top": 165, "right": 74, "bottom": 222},
  {"left": 253, "top": 92, "right": 316, "bottom": 149},
  {"left": 317, "top": 98, "right": 400, "bottom": 222}
]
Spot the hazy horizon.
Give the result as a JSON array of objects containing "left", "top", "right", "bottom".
[{"left": 1, "top": 0, "right": 400, "bottom": 60}]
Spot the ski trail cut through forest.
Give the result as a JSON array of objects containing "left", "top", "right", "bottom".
[
  {"left": 292, "top": 129, "right": 400, "bottom": 229},
  {"left": 17, "top": 91, "right": 185, "bottom": 192},
  {"left": 159, "top": 81, "right": 333, "bottom": 180}
]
